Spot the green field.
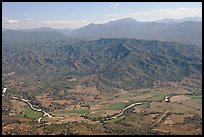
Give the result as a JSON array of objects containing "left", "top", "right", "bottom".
[
  {"left": 147, "top": 92, "right": 172, "bottom": 102},
  {"left": 190, "top": 95, "right": 202, "bottom": 103},
  {"left": 137, "top": 102, "right": 150, "bottom": 109},
  {"left": 24, "top": 106, "right": 43, "bottom": 119},
  {"left": 85, "top": 113, "right": 102, "bottom": 120},
  {"left": 52, "top": 109, "right": 90, "bottom": 115},
  {"left": 118, "top": 94, "right": 130, "bottom": 99},
  {"left": 104, "top": 116, "right": 125, "bottom": 123},
  {"left": 102, "top": 102, "right": 127, "bottom": 110}
]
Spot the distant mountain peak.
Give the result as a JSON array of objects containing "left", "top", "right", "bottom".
[
  {"left": 108, "top": 17, "right": 138, "bottom": 24},
  {"left": 154, "top": 16, "right": 202, "bottom": 23},
  {"left": 117, "top": 17, "right": 137, "bottom": 21},
  {"left": 87, "top": 23, "right": 96, "bottom": 26}
]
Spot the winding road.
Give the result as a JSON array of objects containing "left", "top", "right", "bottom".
[
  {"left": 107, "top": 102, "right": 145, "bottom": 120},
  {"left": 2, "top": 86, "right": 53, "bottom": 123},
  {"left": 11, "top": 96, "right": 53, "bottom": 123},
  {"left": 3, "top": 87, "right": 171, "bottom": 125}
]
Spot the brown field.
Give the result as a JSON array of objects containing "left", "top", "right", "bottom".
[
  {"left": 48, "top": 114, "right": 89, "bottom": 124},
  {"left": 36, "top": 93, "right": 53, "bottom": 107},
  {"left": 146, "top": 102, "right": 196, "bottom": 113},
  {"left": 83, "top": 87, "right": 100, "bottom": 95},
  {"left": 181, "top": 100, "right": 202, "bottom": 110},
  {"left": 169, "top": 113, "right": 194, "bottom": 124},
  {"left": 115, "top": 98, "right": 129, "bottom": 103},
  {"left": 155, "top": 123, "right": 201, "bottom": 135},
  {"left": 143, "top": 115, "right": 155, "bottom": 124},
  {"left": 2, "top": 76, "right": 202, "bottom": 135},
  {"left": 53, "top": 100, "right": 72, "bottom": 105},
  {"left": 133, "top": 106, "right": 145, "bottom": 113},
  {"left": 180, "top": 100, "right": 202, "bottom": 116},
  {"left": 11, "top": 99, "right": 27, "bottom": 109},
  {"left": 10, "top": 99, "right": 27, "bottom": 115},
  {"left": 146, "top": 102, "right": 168, "bottom": 113},
  {"left": 170, "top": 95, "right": 190, "bottom": 102},
  {"left": 165, "top": 87, "right": 191, "bottom": 94}
]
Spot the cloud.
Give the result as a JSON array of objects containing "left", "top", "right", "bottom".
[
  {"left": 2, "top": 17, "right": 90, "bottom": 29},
  {"left": 41, "top": 20, "right": 72, "bottom": 24},
  {"left": 178, "top": 8, "right": 186, "bottom": 10},
  {"left": 39, "top": 20, "right": 88, "bottom": 29},
  {"left": 105, "top": 7, "right": 202, "bottom": 21},
  {"left": 2, "top": 17, "right": 19, "bottom": 24},
  {"left": 109, "top": 3, "right": 119, "bottom": 9},
  {"left": 3, "top": 18, "right": 90, "bottom": 29},
  {"left": 40, "top": 20, "right": 88, "bottom": 25}
]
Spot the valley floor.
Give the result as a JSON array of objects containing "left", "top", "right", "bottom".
[{"left": 2, "top": 76, "right": 202, "bottom": 135}]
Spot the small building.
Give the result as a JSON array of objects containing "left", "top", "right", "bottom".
[{"left": 164, "top": 96, "right": 170, "bottom": 102}]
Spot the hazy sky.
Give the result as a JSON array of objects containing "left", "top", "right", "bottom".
[{"left": 2, "top": 2, "right": 202, "bottom": 29}]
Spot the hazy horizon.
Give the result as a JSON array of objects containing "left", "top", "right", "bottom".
[
  {"left": 2, "top": 2, "right": 202, "bottom": 29},
  {"left": 2, "top": 16, "right": 202, "bottom": 30}
]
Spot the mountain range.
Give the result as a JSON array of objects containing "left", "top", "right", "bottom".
[
  {"left": 68, "top": 17, "right": 202, "bottom": 47},
  {"left": 2, "top": 17, "right": 202, "bottom": 90},
  {"left": 2, "top": 17, "right": 202, "bottom": 47},
  {"left": 153, "top": 16, "right": 202, "bottom": 23},
  {"left": 2, "top": 38, "right": 202, "bottom": 90}
]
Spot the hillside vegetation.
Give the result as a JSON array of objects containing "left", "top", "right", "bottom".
[{"left": 2, "top": 38, "right": 202, "bottom": 91}]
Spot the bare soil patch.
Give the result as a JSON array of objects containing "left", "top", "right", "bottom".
[
  {"left": 155, "top": 123, "right": 201, "bottom": 135},
  {"left": 93, "top": 110, "right": 121, "bottom": 117},
  {"left": 146, "top": 102, "right": 195, "bottom": 113},
  {"left": 170, "top": 95, "right": 190, "bottom": 102},
  {"left": 170, "top": 113, "right": 194, "bottom": 124},
  {"left": 83, "top": 86, "right": 100, "bottom": 95}
]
